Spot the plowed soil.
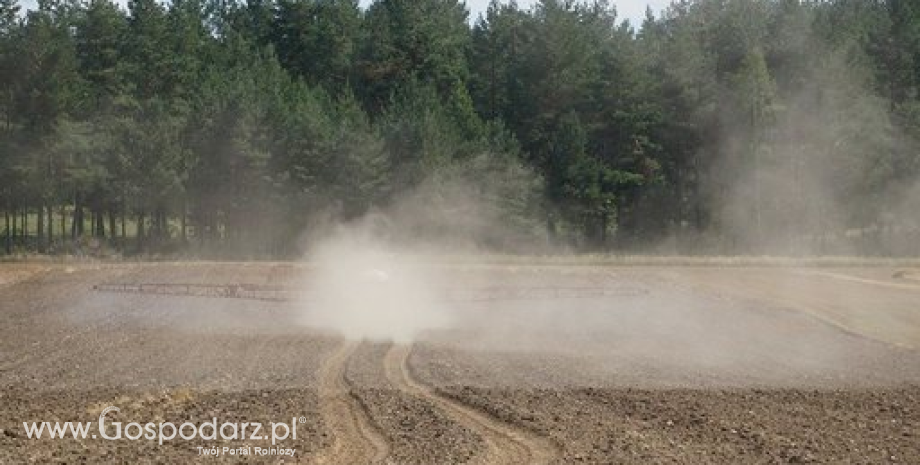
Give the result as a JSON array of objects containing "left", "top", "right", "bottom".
[{"left": 1, "top": 262, "right": 918, "bottom": 463}]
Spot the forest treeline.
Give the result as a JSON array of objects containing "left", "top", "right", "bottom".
[{"left": 0, "top": 0, "right": 918, "bottom": 257}]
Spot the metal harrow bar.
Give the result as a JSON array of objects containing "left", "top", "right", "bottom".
[
  {"left": 443, "top": 285, "right": 648, "bottom": 302},
  {"left": 92, "top": 283, "right": 298, "bottom": 302},
  {"left": 92, "top": 282, "right": 648, "bottom": 303}
]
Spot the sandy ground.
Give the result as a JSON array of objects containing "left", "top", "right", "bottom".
[{"left": 0, "top": 262, "right": 918, "bottom": 463}]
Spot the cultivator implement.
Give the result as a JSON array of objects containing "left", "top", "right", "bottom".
[
  {"left": 92, "top": 283, "right": 299, "bottom": 302},
  {"left": 442, "top": 285, "right": 647, "bottom": 302},
  {"left": 92, "top": 282, "right": 648, "bottom": 302}
]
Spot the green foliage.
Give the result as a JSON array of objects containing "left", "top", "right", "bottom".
[
  {"left": 1, "top": 0, "right": 919, "bottom": 256},
  {"left": 359, "top": 0, "right": 471, "bottom": 111},
  {"left": 272, "top": 0, "right": 361, "bottom": 92}
]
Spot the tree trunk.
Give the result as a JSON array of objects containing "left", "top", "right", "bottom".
[
  {"left": 108, "top": 211, "right": 116, "bottom": 245},
  {"left": 47, "top": 203, "right": 53, "bottom": 250},
  {"left": 600, "top": 213, "right": 608, "bottom": 248},
  {"left": 70, "top": 204, "right": 76, "bottom": 239},
  {"left": 80, "top": 207, "right": 85, "bottom": 236},
  {"left": 11, "top": 205, "right": 17, "bottom": 244},
  {"left": 95, "top": 210, "right": 105, "bottom": 238},
  {"left": 160, "top": 208, "right": 168, "bottom": 239},
  {"left": 60, "top": 205, "right": 66, "bottom": 242},
  {"left": 3, "top": 209, "right": 10, "bottom": 254},
  {"left": 154, "top": 208, "right": 162, "bottom": 239},
  {"left": 71, "top": 193, "right": 83, "bottom": 239},
  {"left": 5, "top": 89, "right": 11, "bottom": 132},
  {"left": 674, "top": 165, "right": 684, "bottom": 250},
  {"left": 78, "top": 203, "right": 86, "bottom": 237},
  {"left": 180, "top": 200, "right": 187, "bottom": 243},
  {"left": 546, "top": 215, "right": 557, "bottom": 245},
  {"left": 20, "top": 206, "right": 26, "bottom": 242},
  {"left": 136, "top": 211, "right": 145, "bottom": 249},
  {"left": 37, "top": 203, "right": 45, "bottom": 253}
]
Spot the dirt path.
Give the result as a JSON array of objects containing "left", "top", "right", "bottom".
[
  {"left": 383, "top": 344, "right": 560, "bottom": 465},
  {"left": 313, "top": 341, "right": 390, "bottom": 465}
]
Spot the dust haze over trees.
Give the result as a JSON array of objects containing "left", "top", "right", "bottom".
[{"left": 0, "top": 0, "right": 918, "bottom": 257}]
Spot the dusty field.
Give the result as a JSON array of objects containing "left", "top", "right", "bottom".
[{"left": 1, "top": 261, "right": 919, "bottom": 463}]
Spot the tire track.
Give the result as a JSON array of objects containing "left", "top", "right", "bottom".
[
  {"left": 313, "top": 341, "right": 390, "bottom": 465},
  {"left": 798, "top": 269, "right": 920, "bottom": 292},
  {"left": 383, "top": 343, "right": 560, "bottom": 465}
]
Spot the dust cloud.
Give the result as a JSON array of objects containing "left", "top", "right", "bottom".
[
  {"left": 294, "top": 157, "right": 544, "bottom": 343},
  {"left": 710, "top": 48, "right": 920, "bottom": 257},
  {"left": 296, "top": 220, "right": 452, "bottom": 343}
]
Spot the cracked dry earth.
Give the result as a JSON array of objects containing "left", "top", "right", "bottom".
[{"left": 1, "top": 262, "right": 919, "bottom": 463}]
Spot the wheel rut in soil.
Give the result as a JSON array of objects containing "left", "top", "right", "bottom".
[
  {"left": 382, "top": 343, "right": 560, "bottom": 465},
  {"left": 314, "top": 341, "right": 390, "bottom": 464}
]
